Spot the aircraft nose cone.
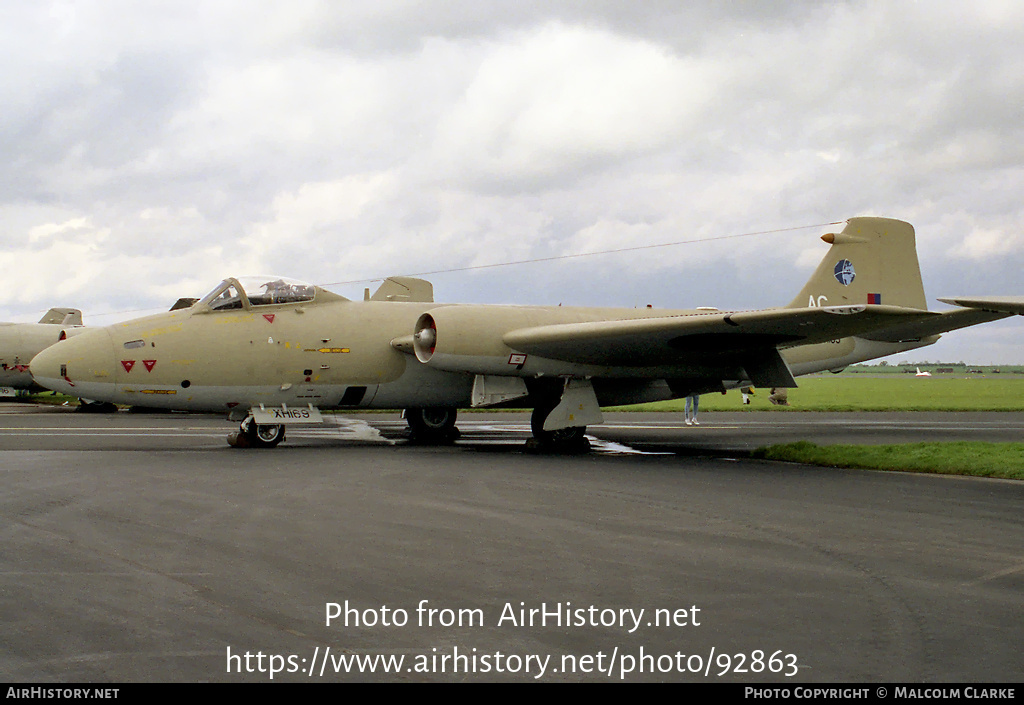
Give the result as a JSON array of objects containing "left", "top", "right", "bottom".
[
  {"left": 30, "top": 327, "right": 116, "bottom": 395},
  {"left": 28, "top": 343, "right": 62, "bottom": 388}
]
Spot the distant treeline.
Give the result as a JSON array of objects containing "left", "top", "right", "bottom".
[{"left": 849, "top": 363, "right": 1024, "bottom": 373}]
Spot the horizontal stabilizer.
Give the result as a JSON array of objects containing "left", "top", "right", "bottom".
[
  {"left": 937, "top": 296, "right": 1024, "bottom": 316},
  {"left": 863, "top": 307, "right": 1011, "bottom": 342}
]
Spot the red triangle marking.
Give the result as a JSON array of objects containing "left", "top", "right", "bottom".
[
  {"left": 263, "top": 314, "right": 275, "bottom": 323},
  {"left": 121, "top": 360, "right": 135, "bottom": 373},
  {"left": 142, "top": 360, "right": 157, "bottom": 372}
]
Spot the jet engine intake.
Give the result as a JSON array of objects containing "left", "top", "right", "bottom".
[
  {"left": 410, "top": 307, "right": 588, "bottom": 377},
  {"left": 412, "top": 313, "right": 438, "bottom": 363}
]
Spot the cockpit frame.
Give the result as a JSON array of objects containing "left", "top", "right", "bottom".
[{"left": 195, "top": 276, "right": 318, "bottom": 313}]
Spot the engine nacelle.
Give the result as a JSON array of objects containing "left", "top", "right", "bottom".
[
  {"left": 412, "top": 313, "right": 438, "bottom": 363},
  {"left": 411, "top": 307, "right": 593, "bottom": 377}
]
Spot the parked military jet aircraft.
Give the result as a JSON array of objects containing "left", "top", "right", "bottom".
[
  {"left": 29, "top": 217, "right": 1011, "bottom": 447},
  {"left": 1, "top": 308, "right": 86, "bottom": 391}
]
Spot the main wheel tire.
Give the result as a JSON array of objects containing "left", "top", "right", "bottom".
[
  {"left": 76, "top": 400, "right": 118, "bottom": 414},
  {"left": 405, "top": 407, "right": 458, "bottom": 442},
  {"left": 240, "top": 422, "right": 285, "bottom": 448}
]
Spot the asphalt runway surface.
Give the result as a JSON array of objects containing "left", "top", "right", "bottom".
[{"left": 2, "top": 404, "right": 1022, "bottom": 682}]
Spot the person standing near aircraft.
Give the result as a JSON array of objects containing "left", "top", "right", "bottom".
[
  {"left": 685, "top": 393, "right": 700, "bottom": 425},
  {"left": 740, "top": 386, "right": 754, "bottom": 405}
]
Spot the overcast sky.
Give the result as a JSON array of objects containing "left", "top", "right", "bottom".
[{"left": 2, "top": 1, "right": 1023, "bottom": 363}]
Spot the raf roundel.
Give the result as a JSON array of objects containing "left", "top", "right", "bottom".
[{"left": 833, "top": 259, "right": 856, "bottom": 286}]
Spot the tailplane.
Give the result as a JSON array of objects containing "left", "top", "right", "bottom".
[{"left": 788, "top": 217, "right": 927, "bottom": 311}]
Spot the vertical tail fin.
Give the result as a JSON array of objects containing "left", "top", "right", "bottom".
[
  {"left": 788, "top": 217, "right": 927, "bottom": 310},
  {"left": 37, "top": 308, "right": 83, "bottom": 326}
]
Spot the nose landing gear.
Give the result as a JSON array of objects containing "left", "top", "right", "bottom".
[
  {"left": 227, "top": 416, "right": 286, "bottom": 448},
  {"left": 404, "top": 406, "right": 459, "bottom": 443}
]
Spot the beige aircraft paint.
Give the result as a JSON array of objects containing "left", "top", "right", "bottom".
[
  {"left": 938, "top": 296, "right": 1024, "bottom": 316},
  {"left": 0, "top": 308, "right": 86, "bottom": 391},
  {"left": 30, "top": 218, "right": 1011, "bottom": 447}
]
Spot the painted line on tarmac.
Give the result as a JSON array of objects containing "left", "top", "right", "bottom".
[
  {"left": 0, "top": 426, "right": 217, "bottom": 430},
  {"left": 1, "top": 432, "right": 227, "bottom": 438},
  {"left": 601, "top": 424, "right": 742, "bottom": 430}
]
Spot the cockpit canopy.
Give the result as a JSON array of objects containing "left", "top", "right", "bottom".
[{"left": 198, "top": 276, "right": 317, "bottom": 311}]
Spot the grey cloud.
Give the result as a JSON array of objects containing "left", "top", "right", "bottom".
[{"left": 1, "top": 1, "right": 1022, "bottom": 364}]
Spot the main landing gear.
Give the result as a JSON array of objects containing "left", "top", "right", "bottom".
[
  {"left": 522, "top": 378, "right": 600, "bottom": 452},
  {"left": 76, "top": 400, "right": 118, "bottom": 413},
  {"left": 405, "top": 407, "right": 459, "bottom": 443},
  {"left": 529, "top": 401, "right": 589, "bottom": 452},
  {"left": 227, "top": 416, "right": 286, "bottom": 448}
]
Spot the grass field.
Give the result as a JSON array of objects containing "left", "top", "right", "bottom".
[
  {"left": 613, "top": 375, "right": 1024, "bottom": 478},
  {"left": 752, "top": 441, "right": 1024, "bottom": 481},
  {"left": 610, "top": 375, "right": 1024, "bottom": 412}
]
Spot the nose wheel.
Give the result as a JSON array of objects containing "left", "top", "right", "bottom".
[
  {"left": 228, "top": 417, "right": 286, "bottom": 448},
  {"left": 405, "top": 407, "right": 459, "bottom": 443}
]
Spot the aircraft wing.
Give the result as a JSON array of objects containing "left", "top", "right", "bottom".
[
  {"left": 937, "top": 296, "right": 1024, "bottom": 316},
  {"left": 503, "top": 304, "right": 937, "bottom": 368}
]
